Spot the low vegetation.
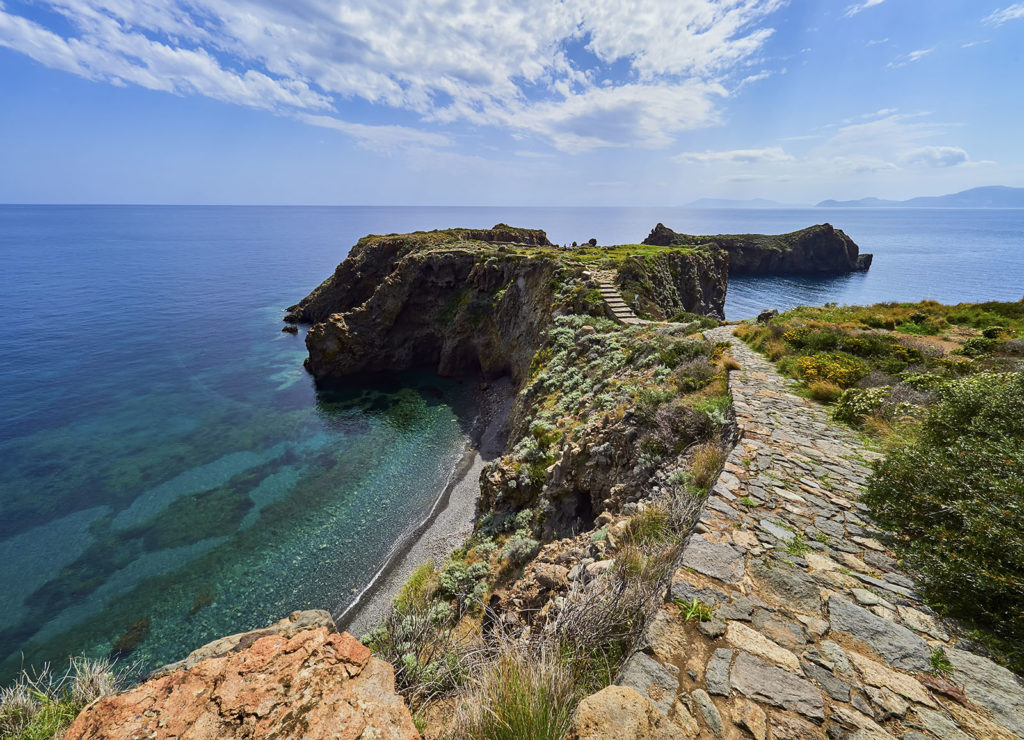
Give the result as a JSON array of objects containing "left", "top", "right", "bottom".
[
  {"left": 0, "top": 657, "right": 127, "bottom": 739},
  {"left": 736, "top": 299, "right": 1024, "bottom": 672}
]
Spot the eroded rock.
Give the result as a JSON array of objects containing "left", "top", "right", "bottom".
[{"left": 64, "top": 626, "right": 419, "bottom": 740}]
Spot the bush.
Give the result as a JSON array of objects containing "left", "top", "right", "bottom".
[
  {"left": 863, "top": 372, "right": 1024, "bottom": 671},
  {"left": 502, "top": 534, "right": 540, "bottom": 566},
  {"left": 795, "top": 353, "right": 868, "bottom": 387},
  {"left": 957, "top": 336, "right": 998, "bottom": 357}
]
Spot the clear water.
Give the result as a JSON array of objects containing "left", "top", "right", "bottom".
[{"left": 1, "top": 205, "right": 1022, "bottom": 680}]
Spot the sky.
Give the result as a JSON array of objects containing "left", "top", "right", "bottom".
[{"left": 0, "top": 0, "right": 1022, "bottom": 205}]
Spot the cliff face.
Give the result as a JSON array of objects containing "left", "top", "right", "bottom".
[
  {"left": 615, "top": 248, "right": 729, "bottom": 320},
  {"left": 290, "top": 226, "right": 561, "bottom": 384},
  {"left": 288, "top": 226, "right": 728, "bottom": 385},
  {"left": 643, "top": 222, "right": 872, "bottom": 275}
]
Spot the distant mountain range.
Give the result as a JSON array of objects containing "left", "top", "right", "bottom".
[
  {"left": 817, "top": 186, "right": 1024, "bottom": 209},
  {"left": 685, "top": 197, "right": 804, "bottom": 209}
]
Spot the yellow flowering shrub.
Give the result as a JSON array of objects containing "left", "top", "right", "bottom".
[{"left": 795, "top": 353, "right": 867, "bottom": 387}]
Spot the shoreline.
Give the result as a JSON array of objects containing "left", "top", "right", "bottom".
[{"left": 338, "top": 377, "right": 513, "bottom": 638}]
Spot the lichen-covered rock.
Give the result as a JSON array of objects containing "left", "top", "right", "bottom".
[
  {"left": 569, "top": 685, "right": 691, "bottom": 740},
  {"left": 64, "top": 626, "right": 420, "bottom": 740},
  {"left": 643, "top": 222, "right": 872, "bottom": 275}
]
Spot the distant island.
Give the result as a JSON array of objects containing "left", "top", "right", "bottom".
[{"left": 818, "top": 185, "right": 1024, "bottom": 208}]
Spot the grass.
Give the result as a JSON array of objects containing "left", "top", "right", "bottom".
[
  {"left": 691, "top": 442, "right": 726, "bottom": 489},
  {"left": 783, "top": 533, "right": 811, "bottom": 557},
  {"left": 452, "top": 650, "right": 578, "bottom": 740},
  {"left": 930, "top": 647, "right": 954, "bottom": 677},
  {"left": 677, "top": 598, "right": 715, "bottom": 622},
  {"left": 0, "top": 657, "right": 128, "bottom": 740}
]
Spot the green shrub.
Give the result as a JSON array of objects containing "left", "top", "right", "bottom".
[
  {"left": 957, "top": 336, "right": 999, "bottom": 357},
  {"left": 863, "top": 372, "right": 1024, "bottom": 671},
  {"left": 502, "top": 534, "right": 540, "bottom": 566}
]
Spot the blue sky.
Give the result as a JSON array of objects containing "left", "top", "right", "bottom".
[{"left": 1, "top": 0, "right": 1022, "bottom": 205}]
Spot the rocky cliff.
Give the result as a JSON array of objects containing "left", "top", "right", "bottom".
[
  {"left": 643, "top": 222, "right": 872, "bottom": 275},
  {"left": 287, "top": 225, "right": 728, "bottom": 384}
]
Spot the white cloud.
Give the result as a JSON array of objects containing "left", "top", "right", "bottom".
[
  {"left": 887, "top": 47, "right": 935, "bottom": 68},
  {"left": 0, "top": 0, "right": 786, "bottom": 152},
  {"left": 673, "top": 111, "right": 977, "bottom": 181},
  {"left": 844, "top": 0, "right": 886, "bottom": 19},
  {"left": 899, "top": 146, "right": 970, "bottom": 168},
  {"left": 674, "top": 147, "right": 793, "bottom": 164},
  {"left": 984, "top": 3, "right": 1024, "bottom": 25}
]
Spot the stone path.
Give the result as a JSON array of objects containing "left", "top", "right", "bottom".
[
  {"left": 616, "top": 325, "right": 1024, "bottom": 739},
  {"left": 595, "top": 274, "right": 644, "bottom": 326}
]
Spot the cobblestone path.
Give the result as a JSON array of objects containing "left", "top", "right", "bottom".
[{"left": 614, "top": 325, "right": 1024, "bottom": 739}]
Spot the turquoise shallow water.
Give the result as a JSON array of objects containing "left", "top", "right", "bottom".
[{"left": 1, "top": 204, "right": 1022, "bottom": 680}]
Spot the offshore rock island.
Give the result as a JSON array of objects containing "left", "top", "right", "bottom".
[{"left": 51, "top": 225, "right": 1024, "bottom": 740}]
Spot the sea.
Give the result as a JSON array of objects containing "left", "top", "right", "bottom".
[{"left": 1, "top": 205, "right": 1022, "bottom": 680}]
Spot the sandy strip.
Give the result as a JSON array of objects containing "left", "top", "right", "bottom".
[{"left": 339, "top": 381, "right": 512, "bottom": 639}]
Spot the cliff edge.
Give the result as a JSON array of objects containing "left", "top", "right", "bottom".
[{"left": 286, "top": 225, "right": 728, "bottom": 384}]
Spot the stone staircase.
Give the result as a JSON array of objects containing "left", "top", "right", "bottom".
[{"left": 595, "top": 276, "right": 643, "bottom": 326}]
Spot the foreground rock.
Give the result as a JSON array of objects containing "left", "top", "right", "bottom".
[
  {"left": 643, "top": 222, "right": 872, "bottom": 275},
  {"left": 65, "top": 611, "right": 420, "bottom": 740}
]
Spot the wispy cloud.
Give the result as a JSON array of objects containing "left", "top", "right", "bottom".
[
  {"left": 887, "top": 48, "right": 935, "bottom": 68},
  {"left": 674, "top": 147, "right": 793, "bottom": 165},
  {"left": 844, "top": 0, "right": 886, "bottom": 19},
  {"left": 0, "top": 0, "right": 787, "bottom": 152},
  {"left": 984, "top": 3, "right": 1024, "bottom": 25},
  {"left": 673, "top": 111, "right": 979, "bottom": 184}
]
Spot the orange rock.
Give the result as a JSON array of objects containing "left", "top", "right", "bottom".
[{"left": 64, "top": 627, "right": 419, "bottom": 740}]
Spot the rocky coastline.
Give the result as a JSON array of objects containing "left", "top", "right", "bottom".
[{"left": 45, "top": 226, "right": 1024, "bottom": 740}]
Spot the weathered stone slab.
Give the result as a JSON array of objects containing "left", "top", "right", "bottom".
[
  {"left": 680, "top": 534, "right": 745, "bottom": 583},
  {"left": 705, "top": 648, "right": 733, "bottom": 696},
  {"left": 729, "top": 652, "right": 824, "bottom": 720},
  {"left": 617, "top": 651, "right": 679, "bottom": 716},
  {"left": 749, "top": 559, "right": 822, "bottom": 614},
  {"left": 827, "top": 595, "right": 930, "bottom": 671},
  {"left": 947, "top": 647, "right": 1024, "bottom": 738}
]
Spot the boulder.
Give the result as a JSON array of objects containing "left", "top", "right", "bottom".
[
  {"left": 569, "top": 685, "right": 690, "bottom": 740},
  {"left": 64, "top": 625, "right": 419, "bottom": 740}
]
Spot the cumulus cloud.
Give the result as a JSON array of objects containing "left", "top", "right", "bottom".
[
  {"left": 0, "top": 0, "right": 785, "bottom": 151},
  {"left": 844, "top": 0, "right": 886, "bottom": 19},
  {"left": 899, "top": 146, "right": 970, "bottom": 168},
  {"left": 984, "top": 3, "right": 1024, "bottom": 25}
]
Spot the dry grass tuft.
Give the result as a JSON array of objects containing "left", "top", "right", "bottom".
[{"left": 691, "top": 442, "right": 725, "bottom": 490}]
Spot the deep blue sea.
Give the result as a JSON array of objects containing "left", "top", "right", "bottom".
[{"left": 1, "top": 205, "right": 1022, "bottom": 679}]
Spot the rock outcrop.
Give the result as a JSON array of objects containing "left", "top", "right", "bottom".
[
  {"left": 614, "top": 248, "right": 729, "bottom": 320},
  {"left": 288, "top": 225, "right": 728, "bottom": 384},
  {"left": 643, "top": 222, "right": 872, "bottom": 275},
  {"left": 65, "top": 611, "right": 420, "bottom": 740}
]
